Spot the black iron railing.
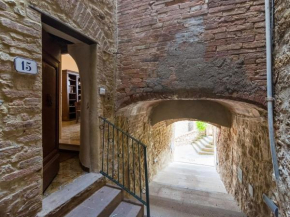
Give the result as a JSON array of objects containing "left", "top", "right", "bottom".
[{"left": 99, "top": 117, "right": 150, "bottom": 217}]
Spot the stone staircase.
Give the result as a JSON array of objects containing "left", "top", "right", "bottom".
[
  {"left": 192, "top": 136, "right": 214, "bottom": 155},
  {"left": 65, "top": 185, "right": 144, "bottom": 217},
  {"left": 37, "top": 173, "right": 144, "bottom": 217}
]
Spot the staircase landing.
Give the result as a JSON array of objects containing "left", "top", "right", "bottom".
[
  {"left": 149, "top": 162, "right": 246, "bottom": 217},
  {"left": 175, "top": 136, "right": 214, "bottom": 166}
]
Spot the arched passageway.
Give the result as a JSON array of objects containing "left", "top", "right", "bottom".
[{"left": 115, "top": 98, "right": 275, "bottom": 217}]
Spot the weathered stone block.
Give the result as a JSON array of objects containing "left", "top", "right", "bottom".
[{"left": 0, "top": 164, "right": 42, "bottom": 182}]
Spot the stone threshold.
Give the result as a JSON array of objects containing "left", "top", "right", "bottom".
[
  {"left": 59, "top": 143, "right": 80, "bottom": 152},
  {"left": 37, "top": 173, "right": 105, "bottom": 217}
]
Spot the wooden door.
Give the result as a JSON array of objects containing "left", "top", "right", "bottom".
[{"left": 42, "top": 31, "right": 61, "bottom": 192}]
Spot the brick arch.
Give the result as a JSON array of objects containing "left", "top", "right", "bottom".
[{"left": 29, "top": 0, "right": 115, "bottom": 51}]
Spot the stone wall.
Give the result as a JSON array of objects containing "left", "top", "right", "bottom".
[
  {"left": 217, "top": 116, "right": 276, "bottom": 217},
  {"left": 116, "top": 106, "right": 174, "bottom": 182},
  {"left": 273, "top": 0, "right": 290, "bottom": 216},
  {"left": 117, "top": 0, "right": 267, "bottom": 108},
  {"left": 0, "top": 1, "right": 116, "bottom": 216}
]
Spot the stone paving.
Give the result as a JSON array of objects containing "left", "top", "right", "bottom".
[
  {"left": 44, "top": 152, "right": 86, "bottom": 197},
  {"left": 174, "top": 132, "right": 215, "bottom": 166},
  {"left": 148, "top": 162, "right": 246, "bottom": 217}
]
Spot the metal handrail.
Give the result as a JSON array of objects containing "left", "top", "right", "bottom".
[{"left": 99, "top": 116, "right": 150, "bottom": 217}]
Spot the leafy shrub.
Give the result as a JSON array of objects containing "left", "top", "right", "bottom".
[{"left": 196, "top": 121, "right": 207, "bottom": 132}]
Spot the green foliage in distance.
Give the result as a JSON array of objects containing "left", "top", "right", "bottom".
[{"left": 196, "top": 121, "right": 207, "bottom": 132}]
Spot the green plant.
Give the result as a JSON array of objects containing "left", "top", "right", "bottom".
[{"left": 196, "top": 121, "right": 207, "bottom": 132}]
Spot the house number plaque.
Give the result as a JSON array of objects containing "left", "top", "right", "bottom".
[{"left": 14, "top": 57, "right": 38, "bottom": 75}]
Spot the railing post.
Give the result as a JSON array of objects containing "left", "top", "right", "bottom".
[
  {"left": 101, "top": 118, "right": 105, "bottom": 171},
  {"left": 107, "top": 123, "right": 110, "bottom": 174},
  {"left": 138, "top": 144, "right": 142, "bottom": 199},
  {"left": 144, "top": 146, "right": 150, "bottom": 217},
  {"left": 122, "top": 133, "right": 125, "bottom": 186},
  {"left": 112, "top": 126, "right": 115, "bottom": 178}
]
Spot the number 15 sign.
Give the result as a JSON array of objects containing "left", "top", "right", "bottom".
[{"left": 14, "top": 57, "right": 38, "bottom": 75}]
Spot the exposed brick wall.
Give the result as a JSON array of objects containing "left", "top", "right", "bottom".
[
  {"left": 30, "top": 0, "right": 116, "bottom": 51},
  {"left": 217, "top": 116, "right": 276, "bottom": 217},
  {"left": 117, "top": 0, "right": 267, "bottom": 108},
  {"left": 274, "top": 0, "right": 290, "bottom": 216},
  {"left": 0, "top": 1, "right": 116, "bottom": 216}
]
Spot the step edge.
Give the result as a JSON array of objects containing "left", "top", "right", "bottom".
[
  {"left": 111, "top": 201, "right": 143, "bottom": 217},
  {"left": 37, "top": 173, "right": 105, "bottom": 217}
]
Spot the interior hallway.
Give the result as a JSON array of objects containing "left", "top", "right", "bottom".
[
  {"left": 59, "top": 121, "right": 80, "bottom": 147},
  {"left": 149, "top": 162, "right": 246, "bottom": 217}
]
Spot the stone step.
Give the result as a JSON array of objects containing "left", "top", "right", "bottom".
[
  {"left": 194, "top": 141, "right": 205, "bottom": 150},
  {"left": 200, "top": 138, "right": 213, "bottom": 146},
  {"left": 149, "top": 190, "right": 246, "bottom": 217},
  {"left": 59, "top": 143, "right": 80, "bottom": 152},
  {"left": 192, "top": 137, "right": 214, "bottom": 155},
  {"left": 110, "top": 201, "right": 143, "bottom": 217},
  {"left": 194, "top": 141, "right": 213, "bottom": 151},
  {"left": 192, "top": 143, "right": 214, "bottom": 155},
  {"left": 201, "top": 147, "right": 214, "bottom": 152},
  {"left": 204, "top": 144, "right": 214, "bottom": 149},
  {"left": 192, "top": 143, "right": 201, "bottom": 153},
  {"left": 199, "top": 151, "right": 214, "bottom": 155},
  {"left": 150, "top": 182, "right": 239, "bottom": 211},
  {"left": 203, "top": 136, "right": 213, "bottom": 143},
  {"left": 65, "top": 186, "right": 122, "bottom": 217},
  {"left": 37, "top": 173, "right": 105, "bottom": 217}
]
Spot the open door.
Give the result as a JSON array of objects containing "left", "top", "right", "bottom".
[{"left": 42, "top": 30, "right": 61, "bottom": 192}]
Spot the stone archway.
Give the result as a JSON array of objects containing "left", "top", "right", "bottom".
[
  {"left": 68, "top": 44, "right": 100, "bottom": 172},
  {"left": 149, "top": 100, "right": 233, "bottom": 127},
  {"left": 115, "top": 98, "right": 274, "bottom": 216}
]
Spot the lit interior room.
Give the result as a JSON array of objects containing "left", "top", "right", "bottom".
[{"left": 59, "top": 54, "right": 81, "bottom": 151}]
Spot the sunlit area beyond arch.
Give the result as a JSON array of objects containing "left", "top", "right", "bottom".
[{"left": 173, "top": 120, "right": 216, "bottom": 167}]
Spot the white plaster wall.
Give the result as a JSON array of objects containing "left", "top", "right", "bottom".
[{"left": 174, "top": 121, "right": 195, "bottom": 138}]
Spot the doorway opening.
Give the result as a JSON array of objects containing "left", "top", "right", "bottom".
[
  {"left": 59, "top": 54, "right": 81, "bottom": 151},
  {"left": 173, "top": 120, "right": 216, "bottom": 167},
  {"left": 41, "top": 29, "right": 87, "bottom": 197}
]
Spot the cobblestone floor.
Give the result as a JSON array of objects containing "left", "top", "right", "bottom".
[{"left": 43, "top": 151, "right": 86, "bottom": 197}]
